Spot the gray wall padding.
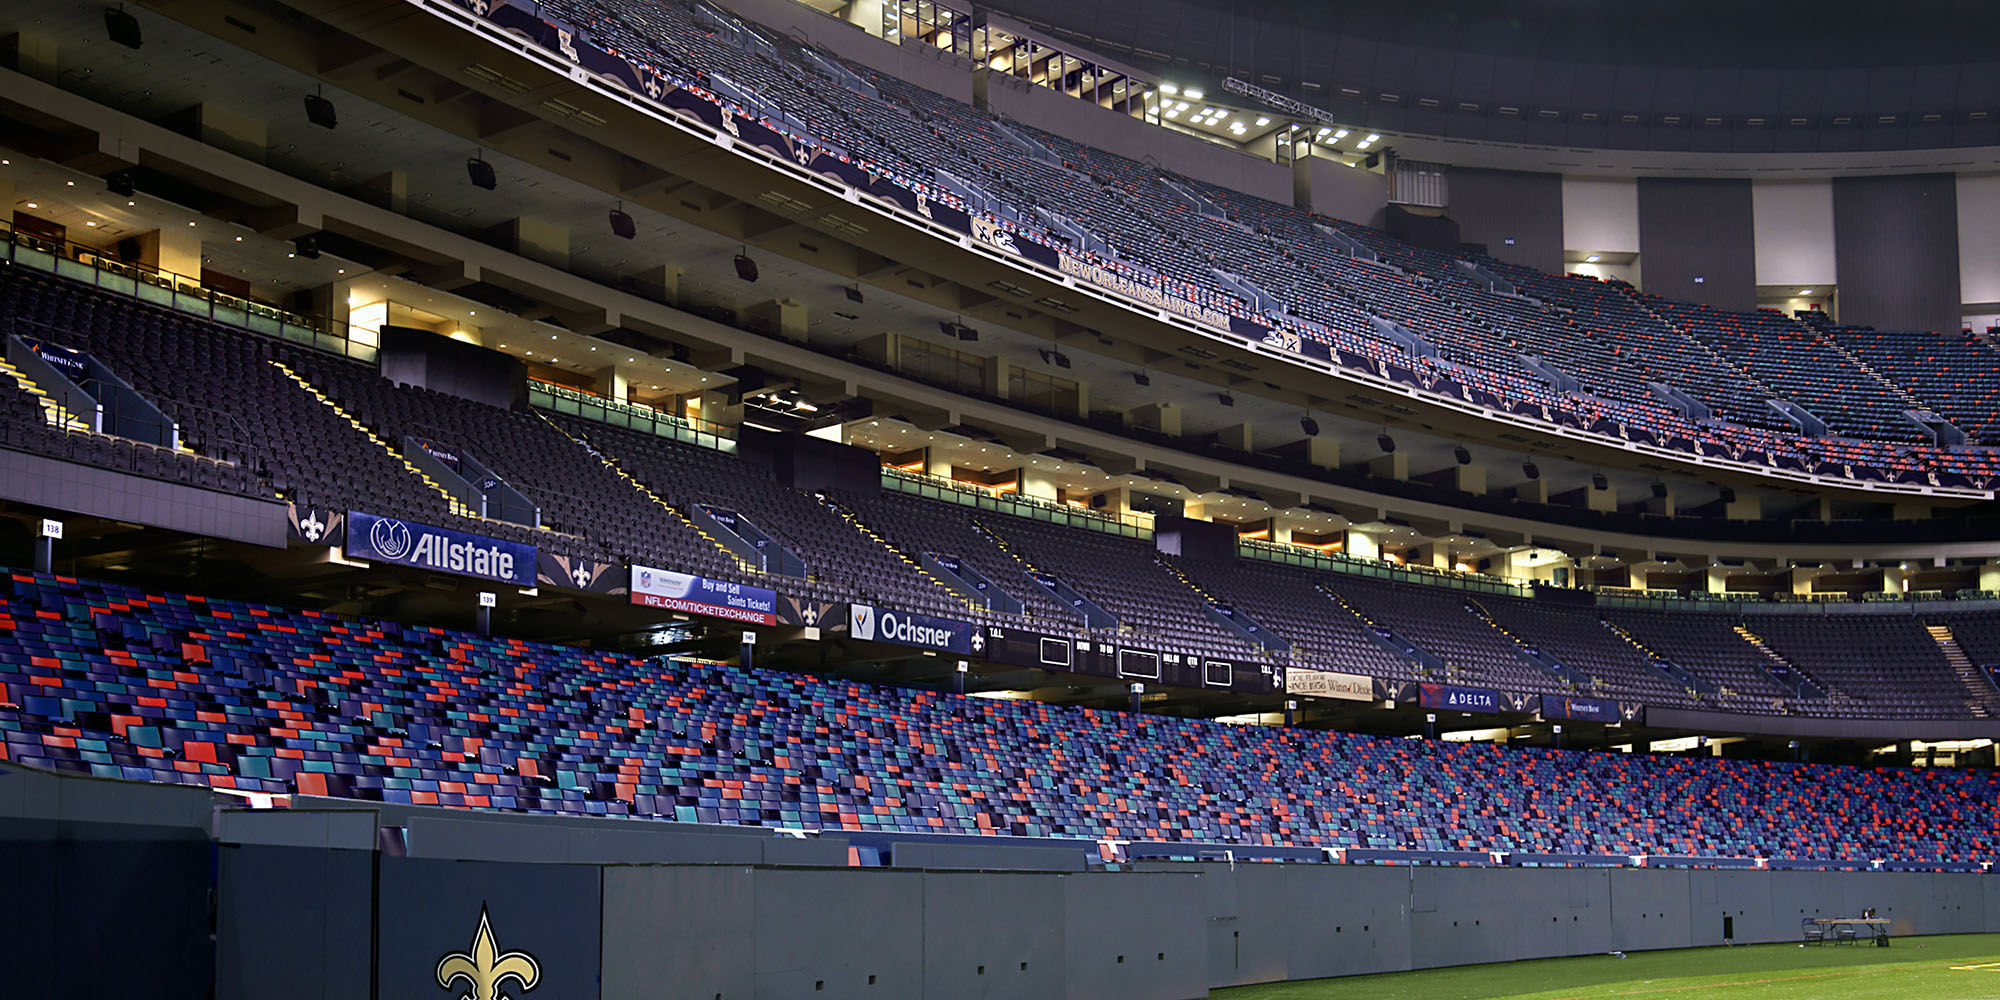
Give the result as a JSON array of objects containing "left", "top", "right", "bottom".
[
  {"left": 1638, "top": 177, "right": 1758, "bottom": 312},
  {"left": 1833, "top": 173, "right": 1963, "bottom": 334}
]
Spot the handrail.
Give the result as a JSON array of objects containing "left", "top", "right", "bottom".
[
  {"left": 0, "top": 221, "right": 374, "bottom": 362},
  {"left": 881, "top": 465, "right": 1154, "bottom": 537}
]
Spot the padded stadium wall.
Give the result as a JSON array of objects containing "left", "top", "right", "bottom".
[
  {"left": 1833, "top": 173, "right": 1963, "bottom": 335},
  {"left": 1447, "top": 167, "right": 1565, "bottom": 274},
  {"left": 1637, "top": 178, "right": 1758, "bottom": 312},
  {"left": 9, "top": 763, "right": 1993, "bottom": 1000}
]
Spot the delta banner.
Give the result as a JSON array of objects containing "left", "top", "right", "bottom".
[
  {"left": 848, "top": 603, "right": 980, "bottom": 656},
  {"left": 1418, "top": 683, "right": 1502, "bottom": 714},
  {"left": 344, "top": 511, "right": 535, "bottom": 587},
  {"left": 1286, "top": 667, "right": 1374, "bottom": 701},
  {"left": 630, "top": 564, "right": 777, "bottom": 625},
  {"left": 1538, "top": 694, "right": 1624, "bottom": 723}
]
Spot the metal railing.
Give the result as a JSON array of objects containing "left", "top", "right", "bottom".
[
  {"left": 528, "top": 379, "right": 737, "bottom": 454},
  {"left": 881, "top": 466, "right": 1154, "bottom": 538},
  {"left": 0, "top": 221, "right": 374, "bottom": 362}
]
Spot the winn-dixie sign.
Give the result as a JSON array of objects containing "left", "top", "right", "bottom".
[
  {"left": 630, "top": 565, "right": 777, "bottom": 625},
  {"left": 848, "top": 603, "right": 978, "bottom": 655},
  {"left": 345, "top": 511, "right": 535, "bottom": 586},
  {"left": 1285, "top": 668, "right": 1375, "bottom": 702}
]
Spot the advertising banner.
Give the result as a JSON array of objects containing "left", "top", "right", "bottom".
[
  {"left": 1418, "top": 683, "right": 1501, "bottom": 714},
  {"left": 344, "top": 511, "right": 535, "bottom": 586},
  {"left": 1538, "top": 694, "right": 1624, "bottom": 723},
  {"left": 630, "top": 564, "right": 777, "bottom": 624},
  {"left": 848, "top": 603, "right": 980, "bottom": 655},
  {"left": 1286, "top": 668, "right": 1375, "bottom": 701}
]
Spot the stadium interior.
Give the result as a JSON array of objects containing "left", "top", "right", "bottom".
[{"left": 3, "top": 0, "right": 2000, "bottom": 996}]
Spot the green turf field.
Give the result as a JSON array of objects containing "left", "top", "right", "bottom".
[{"left": 1212, "top": 933, "right": 2000, "bottom": 999}]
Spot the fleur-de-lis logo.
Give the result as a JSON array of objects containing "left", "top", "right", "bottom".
[
  {"left": 299, "top": 511, "right": 326, "bottom": 542},
  {"left": 436, "top": 906, "right": 540, "bottom": 1000},
  {"left": 644, "top": 75, "right": 662, "bottom": 99}
]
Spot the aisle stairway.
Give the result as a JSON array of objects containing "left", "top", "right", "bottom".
[
  {"left": 1924, "top": 623, "right": 1998, "bottom": 719},
  {"left": 1732, "top": 625, "right": 1833, "bottom": 701}
]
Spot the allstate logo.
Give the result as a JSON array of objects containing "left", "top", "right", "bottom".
[{"left": 369, "top": 517, "right": 414, "bottom": 560}]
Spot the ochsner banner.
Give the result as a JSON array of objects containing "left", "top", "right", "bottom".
[
  {"left": 630, "top": 564, "right": 777, "bottom": 625},
  {"left": 848, "top": 603, "right": 980, "bottom": 655},
  {"left": 345, "top": 511, "right": 535, "bottom": 586},
  {"left": 1286, "top": 668, "right": 1374, "bottom": 701}
]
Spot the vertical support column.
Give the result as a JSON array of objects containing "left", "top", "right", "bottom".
[
  {"left": 1020, "top": 462, "right": 1058, "bottom": 502},
  {"left": 1345, "top": 529, "right": 1381, "bottom": 561},
  {"left": 1283, "top": 699, "right": 1297, "bottom": 726},
  {"left": 1130, "top": 402, "right": 1181, "bottom": 437},
  {"left": 741, "top": 630, "right": 756, "bottom": 671},
  {"left": 1128, "top": 682, "right": 1143, "bottom": 715},
  {"left": 594, "top": 364, "right": 630, "bottom": 403},
  {"left": 3, "top": 31, "right": 59, "bottom": 83}
]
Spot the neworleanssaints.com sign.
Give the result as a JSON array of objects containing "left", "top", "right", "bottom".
[
  {"left": 345, "top": 511, "right": 536, "bottom": 586},
  {"left": 629, "top": 564, "right": 777, "bottom": 625}
]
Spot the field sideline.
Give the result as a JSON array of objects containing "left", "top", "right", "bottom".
[{"left": 1212, "top": 932, "right": 2000, "bottom": 999}]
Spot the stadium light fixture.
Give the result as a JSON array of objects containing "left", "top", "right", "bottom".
[
  {"left": 1301, "top": 414, "right": 1320, "bottom": 437},
  {"left": 105, "top": 6, "right": 141, "bottom": 49},
  {"left": 1454, "top": 444, "right": 1472, "bottom": 465},
  {"left": 1185, "top": 88, "right": 1204, "bottom": 99},
  {"left": 1377, "top": 431, "right": 1395, "bottom": 453},
  {"left": 1585, "top": 254, "right": 1601, "bottom": 263},
  {"left": 1131, "top": 371, "right": 1150, "bottom": 386},
  {"left": 1522, "top": 458, "right": 1540, "bottom": 480},
  {"left": 608, "top": 203, "right": 636, "bottom": 239},
  {"left": 466, "top": 153, "right": 497, "bottom": 190},
  {"left": 303, "top": 87, "right": 338, "bottom": 129},
  {"left": 1256, "top": 117, "right": 1271, "bottom": 126},
  {"left": 733, "top": 247, "right": 758, "bottom": 282},
  {"left": 1333, "top": 128, "right": 1349, "bottom": 139},
  {"left": 1592, "top": 471, "right": 1609, "bottom": 491},
  {"left": 1798, "top": 288, "right": 1814, "bottom": 295},
  {"left": 1161, "top": 83, "right": 1178, "bottom": 95},
  {"left": 844, "top": 285, "right": 864, "bottom": 303}
]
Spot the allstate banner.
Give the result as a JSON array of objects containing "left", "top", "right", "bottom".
[
  {"left": 1540, "top": 694, "right": 1623, "bottom": 722},
  {"left": 630, "top": 564, "right": 777, "bottom": 625},
  {"left": 1419, "top": 683, "right": 1501, "bottom": 713},
  {"left": 1286, "top": 668, "right": 1374, "bottom": 701},
  {"left": 345, "top": 511, "right": 535, "bottom": 586},
  {"left": 848, "top": 603, "right": 980, "bottom": 655}
]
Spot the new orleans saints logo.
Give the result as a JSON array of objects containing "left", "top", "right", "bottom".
[{"left": 436, "top": 906, "right": 540, "bottom": 1000}]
